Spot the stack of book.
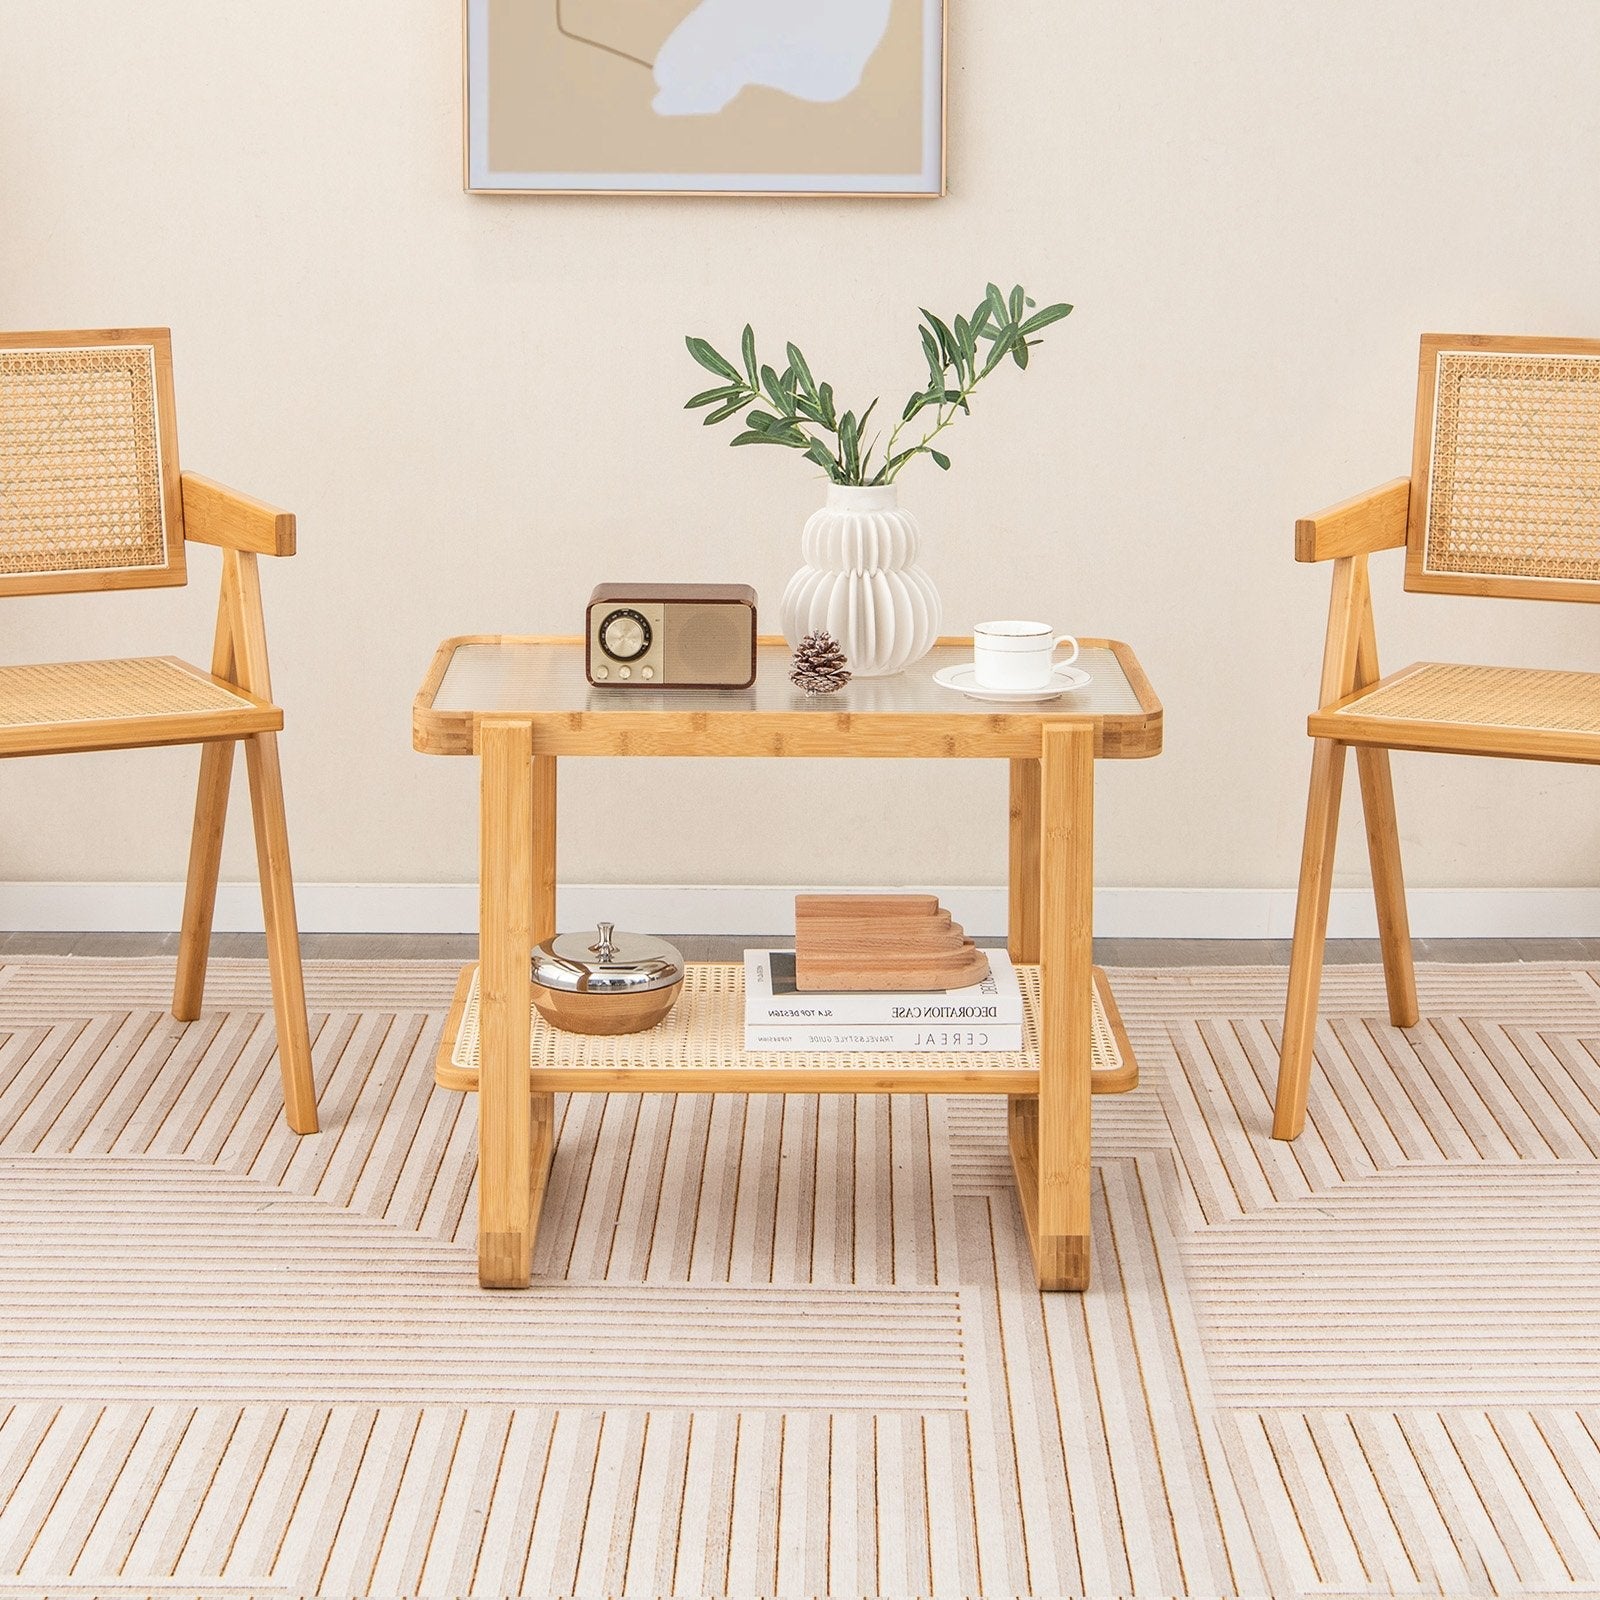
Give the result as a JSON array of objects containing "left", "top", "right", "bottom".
[{"left": 743, "top": 948, "right": 1025, "bottom": 1051}]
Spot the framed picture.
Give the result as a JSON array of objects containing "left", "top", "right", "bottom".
[{"left": 463, "top": 0, "right": 947, "bottom": 197}]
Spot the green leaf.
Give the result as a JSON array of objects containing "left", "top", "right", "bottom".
[
  {"left": 856, "top": 399, "right": 880, "bottom": 478},
  {"left": 921, "top": 310, "right": 958, "bottom": 366},
  {"left": 919, "top": 325, "right": 942, "bottom": 381},
  {"left": 901, "top": 390, "right": 932, "bottom": 423},
  {"left": 931, "top": 450, "right": 951, "bottom": 470},
  {"left": 746, "top": 410, "right": 808, "bottom": 447},
  {"left": 730, "top": 430, "right": 805, "bottom": 449},
  {"left": 953, "top": 315, "right": 977, "bottom": 383},
  {"left": 685, "top": 385, "right": 738, "bottom": 410},
  {"left": 986, "top": 283, "right": 1009, "bottom": 328},
  {"left": 839, "top": 411, "right": 860, "bottom": 481},
  {"left": 760, "top": 364, "right": 789, "bottom": 410},
  {"left": 740, "top": 325, "right": 758, "bottom": 385},
  {"left": 818, "top": 381, "right": 838, "bottom": 429},
  {"left": 686, "top": 337, "right": 741, "bottom": 382},
  {"left": 704, "top": 397, "right": 747, "bottom": 424},
  {"left": 786, "top": 342, "right": 816, "bottom": 397},
  {"left": 1019, "top": 302, "right": 1073, "bottom": 335},
  {"left": 1009, "top": 284, "right": 1025, "bottom": 322},
  {"left": 980, "top": 327, "right": 1018, "bottom": 376},
  {"left": 1012, "top": 338, "right": 1031, "bottom": 370},
  {"left": 803, "top": 438, "right": 842, "bottom": 477}
]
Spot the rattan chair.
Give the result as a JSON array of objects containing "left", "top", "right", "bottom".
[
  {"left": 1273, "top": 332, "right": 1600, "bottom": 1140},
  {"left": 0, "top": 328, "right": 318, "bottom": 1133}
]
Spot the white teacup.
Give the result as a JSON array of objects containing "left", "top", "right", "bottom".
[{"left": 973, "top": 621, "right": 1079, "bottom": 691}]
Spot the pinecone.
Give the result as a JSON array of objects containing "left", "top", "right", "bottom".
[{"left": 790, "top": 630, "right": 852, "bottom": 694}]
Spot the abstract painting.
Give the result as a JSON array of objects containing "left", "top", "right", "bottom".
[{"left": 464, "top": 0, "right": 946, "bottom": 195}]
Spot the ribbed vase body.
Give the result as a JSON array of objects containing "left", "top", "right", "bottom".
[{"left": 779, "top": 485, "right": 942, "bottom": 677}]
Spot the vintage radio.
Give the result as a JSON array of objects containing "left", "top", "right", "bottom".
[{"left": 585, "top": 583, "right": 759, "bottom": 688}]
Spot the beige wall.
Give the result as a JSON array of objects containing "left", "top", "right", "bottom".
[{"left": 1, "top": 0, "right": 1598, "bottom": 912}]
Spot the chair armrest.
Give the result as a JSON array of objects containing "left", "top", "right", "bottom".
[
  {"left": 1294, "top": 477, "right": 1410, "bottom": 562},
  {"left": 181, "top": 473, "right": 296, "bottom": 557}
]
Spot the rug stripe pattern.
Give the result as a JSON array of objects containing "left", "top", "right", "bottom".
[{"left": 1, "top": 956, "right": 1598, "bottom": 1597}]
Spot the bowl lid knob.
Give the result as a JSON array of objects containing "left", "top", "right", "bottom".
[{"left": 531, "top": 924, "right": 684, "bottom": 994}]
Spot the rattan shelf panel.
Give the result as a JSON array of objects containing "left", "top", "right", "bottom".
[
  {"left": 437, "top": 962, "right": 1138, "bottom": 1097},
  {"left": 1332, "top": 662, "right": 1600, "bottom": 734}
]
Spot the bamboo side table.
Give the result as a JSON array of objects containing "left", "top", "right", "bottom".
[{"left": 413, "top": 636, "right": 1163, "bottom": 1291}]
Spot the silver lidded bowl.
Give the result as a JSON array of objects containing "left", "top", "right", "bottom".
[{"left": 530, "top": 922, "right": 684, "bottom": 1034}]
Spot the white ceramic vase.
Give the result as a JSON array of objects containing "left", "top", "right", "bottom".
[{"left": 779, "top": 484, "right": 943, "bottom": 677}]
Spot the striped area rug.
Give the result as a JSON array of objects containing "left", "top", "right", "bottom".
[{"left": 1, "top": 956, "right": 1599, "bottom": 1599}]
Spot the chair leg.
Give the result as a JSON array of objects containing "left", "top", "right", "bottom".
[
  {"left": 243, "top": 730, "right": 318, "bottom": 1134},
  {"left": 1355, "top": 745, "right": 1419, "bottom": 1029},
  {"left": 173, "top": 739, "right": 235, "bottom": 1022},
  {"left": 1274, "top": 738, "right": 1347, "bottom": 1141}
]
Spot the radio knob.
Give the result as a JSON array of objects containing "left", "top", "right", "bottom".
[
  {"left": 641, "top": 665, "right": 655, "bottom": 680},
  {"left": 598, "top": 608, "right": 652, "bottom": 662},
  {"left": 594, "top": 664, "right": 609, "bottom": 680},
  {"left": 619, "top": 665, "right": 632, "bottom": 679}
]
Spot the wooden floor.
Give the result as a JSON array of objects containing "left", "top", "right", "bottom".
[{"left": 5, "top": 931, "right": 1599, "bottom": 964}]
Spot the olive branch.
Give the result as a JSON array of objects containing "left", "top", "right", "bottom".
[{"left": 684, "top": 283, "right": 1072, "bottom": 486}]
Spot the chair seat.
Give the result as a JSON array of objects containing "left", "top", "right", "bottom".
[
  {"left": 0, "top": 656, "right": 280, "bottom": 757},
  {"left": 1311, "top": 661, "right": 1600, "bottom": 764}
]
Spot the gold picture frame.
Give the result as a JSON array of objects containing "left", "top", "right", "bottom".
[{"left": 463, "top": 0, "right": 948, "bottom": 197}]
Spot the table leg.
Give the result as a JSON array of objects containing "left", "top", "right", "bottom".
[
  {"left": 531, "top": 754, "right": 558, "bottom": 942},
  {"left": 1009, "top": 723, "right": 1094, "bottom": 1290},
  {"left": 478, "top": 718, "right": 535, "bottom": 1289},
  {"left": 529, "top": 754, "right": 558, "bottom": 1237},
  {"left": 1008, "top": 758, "right": 1041, "bottom": 964}
]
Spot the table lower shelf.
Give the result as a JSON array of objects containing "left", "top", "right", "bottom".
[{"left": 435, "top": 961, "right": 1138, "bottom": 1096}]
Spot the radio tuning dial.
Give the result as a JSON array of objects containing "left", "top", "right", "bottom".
[{"left": 598, "top": 608, "right": 652, "bottom": 663}]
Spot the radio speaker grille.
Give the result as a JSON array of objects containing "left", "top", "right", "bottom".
[{"left": 666, "top": 604, "right": 753, "bottom": 685}]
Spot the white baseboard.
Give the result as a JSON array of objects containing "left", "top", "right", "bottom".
[{"left": 1, "top": 881, "right": 1599, "bottom": 939}]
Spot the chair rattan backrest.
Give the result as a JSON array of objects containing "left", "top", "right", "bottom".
[
  {"left": 0, "top": 327, "right": 185, "bottom": 597},
  {"left": 1407, "top": 333, "right": 1600, "bottom": 602}
]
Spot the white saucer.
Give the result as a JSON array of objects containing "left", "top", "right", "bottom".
[{"left": 932, "top": 662, "right": 1092, "bottom": 703}]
